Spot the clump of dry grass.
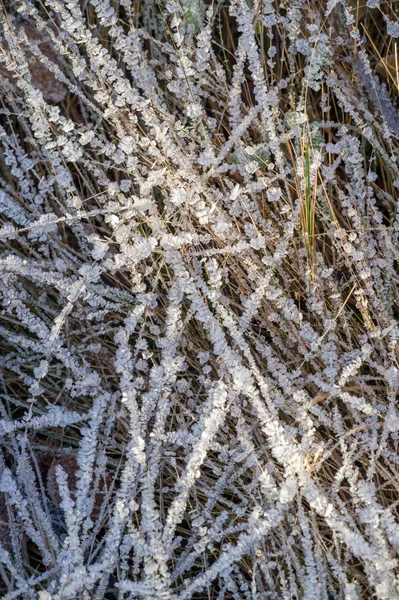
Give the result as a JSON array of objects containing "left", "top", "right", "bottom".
[{"left": 1, "top": 1, "right": 399, "bottom": 598}]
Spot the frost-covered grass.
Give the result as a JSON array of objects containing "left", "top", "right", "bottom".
[{"left": 1, "top": 0, "right": 399, "bottom": 598}]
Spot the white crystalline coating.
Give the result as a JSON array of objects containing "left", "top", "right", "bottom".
[
  {"left": 296, "top": 38, "right": 312, "bottom": 56},
  {"left": 0, "top": 1, "right": 398, "bottom": 598},
  {"left": 386, "top": 18, "right": 399, "bottom": 38},
  {"left": 119, "top": 179, "right": 131, "bottom": 192},
  {"left": 38, "top": 592, "right": 53, "bottom": 600}
]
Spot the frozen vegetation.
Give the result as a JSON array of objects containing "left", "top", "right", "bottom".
[{"left": 1, "top": 0, "right": 399, "bottom": 598}]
